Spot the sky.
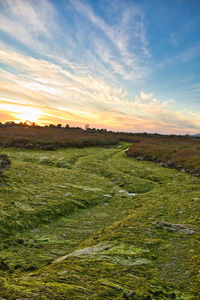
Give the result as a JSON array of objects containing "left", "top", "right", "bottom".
[{"left": 0, "top": 0, "right": 200, "bottom": 134}]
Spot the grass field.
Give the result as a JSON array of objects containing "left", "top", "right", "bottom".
[
  {"left": 1, "top": 127, "right": 200, "bottom": 176},
  {"left": 0, "top": 143, "right": 199, "bottom": 299}
]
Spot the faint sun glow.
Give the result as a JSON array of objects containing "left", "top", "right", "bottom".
[
  {"left": 0, "top": 103, "right": 42, "bottom": 123},
  {"left": 4, "top": 105, "right": 42, "bottom": 123},
  {"left": 17, "top": 107, "right": 41, "bottom": 123}
]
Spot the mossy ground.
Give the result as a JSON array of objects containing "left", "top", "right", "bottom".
[{"left": 0, "top": 144, "right": 199, "bottom": 299}]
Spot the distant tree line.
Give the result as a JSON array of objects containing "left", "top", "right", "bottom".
[
  {"left": 0, "top": 121, "right": 39, "bottom": 128},
  {"left": 0, "top": 120, "right": 196, "bottom": 138},
  {"left": 0, "top": 120, "right": 122, "bottom": 134},
  {"left": 0, "top": 120, "right": 133, "bottom": 135},
  {"left": 0, "top": 120, "right": 83, "bottom": 130}
]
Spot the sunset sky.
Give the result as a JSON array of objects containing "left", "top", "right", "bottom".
[{"left": 0, "top": 0, "right": 200, "bottom": 134}]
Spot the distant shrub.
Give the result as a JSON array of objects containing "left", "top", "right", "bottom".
[
  {"left": 0, "top": 127, "right": 122, "bottom": 149},
  {"left": 126, "top": 136, "right": 200, "bottom": 175}
]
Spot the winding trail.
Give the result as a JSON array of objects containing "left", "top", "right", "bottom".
[{"left": 0, "top": 144, "right": 199, "bottom": 299}]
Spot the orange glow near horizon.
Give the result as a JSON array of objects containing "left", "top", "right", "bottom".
[
  {"left": 0, "top": 103, "right": 42, "bottom": 124},
  {"left": 16, "top": 107, "right": 41, "bottom": 123},
  {"left": 0, "top": 101, "right": 199, "bottom": 135}
]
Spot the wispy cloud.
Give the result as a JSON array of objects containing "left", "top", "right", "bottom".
[
  {"left": 180, "top": 42, "right": 200, "bottom": 62},
  {"left": 0, "top": 47, "right": 200, "bottom": 134},
  {"left": 69, "top": 0, "right": 150, "bottom": 81},
  {"left": 157, "top": 41, "right": 200, "bottom": 70},
  {"left": 0, "top": 1, "right": 199, "bottom": 134},
  {"left": 0, "top": 0, "right": 58, "bottom": 51}
]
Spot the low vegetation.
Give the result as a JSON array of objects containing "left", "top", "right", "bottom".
[
  {"left": 0, "top": 142, "right": 199, "bottom": 299},
  {"left": 126, "top": 135, "right": 200, "bottom": 176},
  {"left": 0, "top": 127, "right": 140, "bottom": 150}
]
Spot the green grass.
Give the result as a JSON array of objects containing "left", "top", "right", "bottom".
[{"left": 0, "top": 143, "right": 199, "bottom": 299}]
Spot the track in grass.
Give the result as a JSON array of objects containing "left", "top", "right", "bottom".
[{"left": 0, "top": 144, "right": 199, "bottom": 299}]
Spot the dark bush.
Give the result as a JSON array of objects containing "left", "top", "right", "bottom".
[{"left": 0, "top": 154, "right": 11, "bottom": 176}]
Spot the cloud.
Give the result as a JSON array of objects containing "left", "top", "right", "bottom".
[
  {"left": 69, "top": 0, "right": 150, "bottom": 81},
  {"left": 0, "top": 0, "right": 58, "bottom": 51},
  {"left": 0, "top": 110, "right": 15, "bottom": 122},
  {"left": 140, "top": 91, "right": 152, "bottom": 101},
  {"left": 0, "top": 47, "right": 200, "bottom": 134},
  {"left": 131, "top": 95, "right": 200, "bottom": 132},
  {"left": 180, "top": 43, "right": 200, "bottom": 62},
  {"left": 157, "top": 41, "right": 200, "bottom": 70},
  {"left": 0, "top": 47, "right": 128, "bottom": 116},
  {"left": 0, "top": 0, "right": 150, "bottom": 84}
]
